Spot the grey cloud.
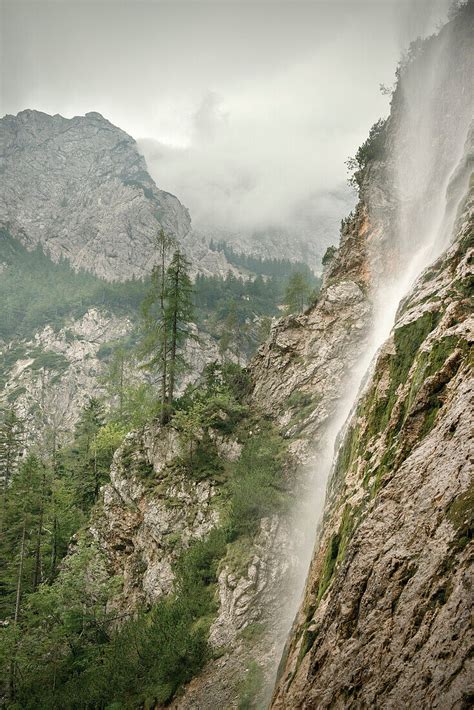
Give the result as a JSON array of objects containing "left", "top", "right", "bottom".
[{"left": 1, "top": 0, "right": 453, "bottom": 240}]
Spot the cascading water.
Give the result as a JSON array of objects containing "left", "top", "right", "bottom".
[{"left": 269, "top": 2, "right": 473, "bottom": 698}]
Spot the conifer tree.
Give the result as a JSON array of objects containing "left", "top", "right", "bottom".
[
  {"left": 139, "top": 229, "right": 176, "bottom": 422},
  {"left": 101, "top": 345, "right": 129, "bottom": 421},
  {"left": 71, "top": 398, "right": 106, "bottom": 506},
  {"left": 1, "top": 454, "right": 48, "bottom": 618},
  {"left": 164, "top": 250, "right": 195, "bottom": 405},
  {"left": 284, "top": 271, "right": 312, "bottom": 314}
]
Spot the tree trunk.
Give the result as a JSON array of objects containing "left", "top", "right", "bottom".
[
  {"left": 93, "top": 433, "right": 99, "bottom": 499},
  {"left": 119, "top": 355, "right": 124, "bottom": 419},
  {"left": 160, "top": 242, "right": 168, "bottom": 423},
  {"left": 32, "top": 471, "right": 46, "bottom": 590},
  {"left": 14, "top": 518, "right": 26, "bottom": 623},
  {"left": 50, "top": 513, "right": 58, "bottom": 580},
  {"left": 168, "top": 264, "right": 180, "bottom": 406},
  {"left": 9, "top": 518, "right": 27, "bottom": 701}
]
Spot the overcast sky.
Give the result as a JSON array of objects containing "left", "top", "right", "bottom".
[{"left": 0, "top": 0, "right": 452, "bottom": 233}]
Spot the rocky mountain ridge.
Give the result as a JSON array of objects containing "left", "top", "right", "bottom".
[{"left": 0, "top": 109, "right": 234, "bottom": 281}]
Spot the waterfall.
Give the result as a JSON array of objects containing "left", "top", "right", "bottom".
[{"left": 269, "top": 3, "right": 473, "bottom": 698}]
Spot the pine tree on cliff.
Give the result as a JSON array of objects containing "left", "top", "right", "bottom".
[
  {"left": 139, "top": 229, "right": 176, "bottom": 423},
  {"left": 164, "top": 249, "right": 195, "bottom": 405},
  {"left": 284, "top": 271, "right": 312, "bottom": 314}
]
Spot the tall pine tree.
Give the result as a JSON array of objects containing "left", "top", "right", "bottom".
[
  {"left": 164, "top": 250, "right": 195, "bottom": 405},
  {"left": 139, "top": 246, "right": 194, "bottom": 417},
  {"left": 139, "top": 229, "right": 176, "bottom": 422}
]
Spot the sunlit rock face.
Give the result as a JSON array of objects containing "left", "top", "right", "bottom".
[{"left": 0, "top": 109, "right": 192, "bottom": 281}]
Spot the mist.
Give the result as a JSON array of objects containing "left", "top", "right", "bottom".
[{"left": 1, "top": 0, "right": 453, "bottom": 245}]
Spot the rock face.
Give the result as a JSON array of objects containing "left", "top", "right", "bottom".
[
  {"left": 251, "top": 200, "right": 375, "bottom": 461},
  {"left": 0, "top": 109, "right": 192, "bottom": 281},
  {"left": 1, "top": 308, "right": 231, "bottom": 447},
  {"left": 1, "top": 308, "right": 132, "bottom": 442},
  {"left": 269, "top": 7, "right": 474, "bottom": 707},
  {"left": 271, "top": 182, "right": 473, "bottom": 710},
  {"left": 91, "top": 426, "right": 220, "bottom": 612}
]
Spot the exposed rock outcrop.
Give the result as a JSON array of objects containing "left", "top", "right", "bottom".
[
  {"left": 1, "top": 308, "right": 131, "bottom": 442},
  {"left": 91, "top": 426, "right": 220, "bottom": 612},
  {"left": 271, "top": 179, "right": 473, "bottom": 710},
  {"left": 1, "top": 308, "right": 230, "bottom": 446},
  {"left": 251, "top": 201, "right": 375, "bottom": 462}
]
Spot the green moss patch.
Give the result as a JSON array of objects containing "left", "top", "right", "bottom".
[{"left": 447, "top": 485, "right": 474, "bottom": 552}]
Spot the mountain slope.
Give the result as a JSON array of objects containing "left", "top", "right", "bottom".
[{"left": 0, "top": 109, "right": 192, "bottom": 280}]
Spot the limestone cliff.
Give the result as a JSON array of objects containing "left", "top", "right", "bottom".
[
  {"left": 1, "top": 308, "right": 132, "bottom": 443},
  {"left": 0, "top": 110, "right": 232, "bottom": 281},
  {"left": 1, "top": 308, "right": 226, "bottom": 446},
  {"left": 269, "top": 6, "right": 474, "bottom": 707},
  {"left": 272, "top": 181, "right": 472, "bottom": 710}
]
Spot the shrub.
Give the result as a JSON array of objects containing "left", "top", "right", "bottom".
[{"left": 229, "top": 427, "right": 287, "bottom": 538}]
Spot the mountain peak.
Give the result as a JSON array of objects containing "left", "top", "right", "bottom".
[{"left": 0, "top": 110, "right": 191, "bottom": 281}]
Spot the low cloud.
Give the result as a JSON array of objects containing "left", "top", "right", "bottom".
[{"left": 2, "top": 0, "right": 452, "bottom": 240}]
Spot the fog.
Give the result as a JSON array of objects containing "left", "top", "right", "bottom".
[{"left": 0, "top": 0, "right": 452, "bottom": 240}]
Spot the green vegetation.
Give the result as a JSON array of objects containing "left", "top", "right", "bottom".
[
  {"left": 322, "top": 245, "right": 337, "bottom": 266},
  {"left": 1, "top": 228, "right": 320, "bottom": 378},
  {"left": 237, "top": 660, "right": 265, "bottom": 710},
  {"left": 1, "top": 360, "right": 290, "bottom": 707},
  {"left": 365, "top": 311, "right": 441, "bottom": 441},
  {"left": 0, "top": 229, "right": 146, "bottom": 341},
  {"left": 0, "top": 407, "right": 24, "bottom": 498},
  {"left": 0, "top": 229, "right": 299, "bottom": 706},
  {"left": 284, "top": 271, "right": 315, "bottom": 314},
  {"left": 228, "top": 426, "right": 288, "bottom": 537},
  {"left": 195, "top": 266, "right": 320, "bottom": 355},
  {"left": 346, "top": 118, "right": 387, "bottom": 189},
  {"left": 447, "top": 484, "right": 474, "bottom": 552},
  {"left": 296, "top": 625, "right": 318, "bottom": 668},
  {"left": 209, "top": 240, "right": 315, "bottom": 280},
  {"left": 316, "top": 533, "right": 341, "bottom": 602},
  {"left": 139, "top": 239, "right": 195, "bottom": 421}
]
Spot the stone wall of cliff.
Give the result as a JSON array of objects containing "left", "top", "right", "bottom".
[
  {"left": 271, "top": 176, "right": 473, "bottom": 710},
  {"left": 269, "top": 5, "right": 473, "bottom": 706}
]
